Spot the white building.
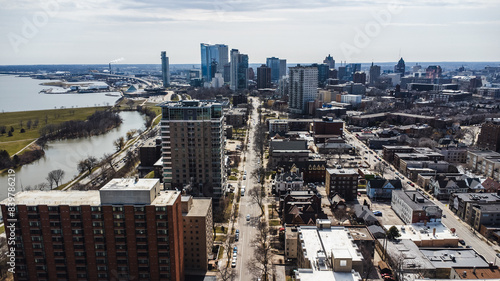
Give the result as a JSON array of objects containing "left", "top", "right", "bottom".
[
  {"left": 272, "top": 166, "right": 304, "bottom": 194},
  {"left": 340, "top": 94, "right": 362, "bottom": 106},
  {"left": 289, "top": 66, "right": 318, "bottom": 115}
]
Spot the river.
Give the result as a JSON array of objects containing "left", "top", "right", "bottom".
[
  {"left": 0, "top": 74, "right": 121, "bottom": 112},
  {"left": 0, "top": 111, "right": 146, "bottom": 201}
]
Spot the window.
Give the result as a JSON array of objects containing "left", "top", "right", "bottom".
[{"left": 340, "top": 260, "right": 347, "bottom": 267}]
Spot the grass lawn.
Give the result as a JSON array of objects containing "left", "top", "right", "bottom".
[
  {"left": 0, "top": 106, "right": 107, "bottom": 154},
  {"left": 269, "top": 220, "right": 281, "bottom": 227},
  {"left": 228, "top": 176, "right": 238, "bottom": 181}
]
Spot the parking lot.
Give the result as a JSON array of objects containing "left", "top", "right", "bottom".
[{"left": 358, "top": 194, "right": 404, "bottom": 225}]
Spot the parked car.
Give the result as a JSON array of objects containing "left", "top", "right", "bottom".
[
  {"left": 373, "top": 211, "right": 382, "bottom": 216},
  {"left": 459, "top": 239, "right": 466, "bottom": 245},
  {"left": 246, "top": 214, "right": 250, "bottom": 221}
]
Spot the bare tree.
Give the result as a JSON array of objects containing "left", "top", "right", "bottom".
[
  {"left": 77, "top": 156, "right": 98, "bottom": 175},
  {"left": 248, "top": 187, "right": 265, "bottom": 217},
  {"left": 101, "top": 153, "right": 114, "bottom": 170},
  {"left": 47, "top": 169, "right": 65, "bottom": 188},
  {"left": 248, "top": 220, "right": 273, "bottom": 281},
  {"left": 374, "top": 162, "right": 388, "bottom": 177},
  {"left": 34, "top": 182, "right": 50, "bottom": 191},
  {"left": 113, "top": 137, "right": 126, "bottom": 151}
]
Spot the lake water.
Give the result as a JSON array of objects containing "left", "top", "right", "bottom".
[
  {"left": 0, "top": 109, "right": 146, "bottom": 202},
  {"left": 0, "top": 74, "right": 121, "bottom": 112}
]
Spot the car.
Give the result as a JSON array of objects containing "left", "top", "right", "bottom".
[
  {"left": 458, "top": 239, "right": 466, "bottom": 245},
  {"left": 233, "top": 246, "right": 238, "bottom": 253},
  {"left": 235, "top": 229, "right": 239, "bottom": 234},
  {"left": 373, "top": 211, "right": 382, "bottom": 216},
  {"left": 442, "top": 214, "right": 446, "bottom": 218},
  {"left": 407, "top": 181, "right": 412, "bottom": 185},
  {"left": 231, "top": 260, "right": 236, "bottom": 268},
  {"left": 243, "top": 175, "right": 246, "bottom": 180},
  {"left": 246, "top": 214, "right": 250, "bottom": 221},
  {"left": 235, "top": 233, "right": 239, "bottom": 241}
]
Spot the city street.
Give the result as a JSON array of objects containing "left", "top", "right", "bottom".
[{"left": 233, "top": 97, "right": 264, "bottom": 281}]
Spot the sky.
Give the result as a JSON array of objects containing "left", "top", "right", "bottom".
[{"left": 1, "top": 0, "right": 500, "bottom": 65}]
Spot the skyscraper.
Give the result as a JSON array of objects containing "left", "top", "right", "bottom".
[
  {"left": 257, "top": 64, "right": 272, "bottom": 89},
  {"left": 312, "top": 63, "right": 329, "bottom": 87},
  {"left": 279, "top": 59, "right": 287, "bottom": 79},
  {"left": 1, "top": 179, "right": 185, "bottom": 281},
  {"left": 200, "top": 43, "right": 228, "bottom": 82},
  {"left": 369, "top": 63, "right": 381, "bottom": 85},
  {"left": 266, "top": 57, "right": 281, "bottom": 83},
  {"left": 230, "top": 49, "right": 249, "bottom": 91},
  {"left": 345, "top": 63, "right": 361, "bottom": 81},
  {"left": 161, "top": 51, "right": 170, "bottom": 87},
  {"left": 394, "top": 57, "right": 405, "bottom": 75},
  {"left": 159, "top": 100, "right": 226, "bottom": 200},
  {"left": 323, "top": 54, "right": 335, "bottom": 69},
  {"left": 288, "top": 65, "right": 318, "bottom": 115}
]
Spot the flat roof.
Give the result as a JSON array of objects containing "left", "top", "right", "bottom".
[
  {"left": 385, "top": 223, "right": 458, "bottom": 242},
  {"left": 157, "top": 99, "right": 224, "bottom": 108},
  {"left": 420, "top": 249, "right": 489, "bottom": 269},
  {"left": 299, "top": 226, "right": 363, "bottom": 264},
  {"left": 185, "top": 198, "right": 212, "bottom": 217},
  {"left": 384, "top": 239, "right": 435, "bottom": 270},
  {"left": 101, "top": 178, "right": 159, "bottom": 191},
  {"left": 295, "top": 269, "right": 362, "bottom": 281},
  {"left": 326, "top": 168, "right": 358, "bottom": 175},
  {"left": 392, "top": 190, "right": 439, "bottom": 210},
  {"left": 2, "top": 190, "right": 180, "bottom": 206}
]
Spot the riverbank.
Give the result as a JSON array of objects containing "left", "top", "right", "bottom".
[{"left": 0, "top": 106, "right": 108, "bottom": 155}]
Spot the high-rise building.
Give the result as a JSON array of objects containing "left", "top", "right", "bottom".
[
  {"left": 394, "top": 57, "right": 405, "bottom": 75},
  {"left": 161, "top": 51, "right": 170, "bottom": 87},
  {"left": 257, "top": 64, "right": 272, "bottom": 89},
  {"left": 345, "top": 63, "right": 361, "bottom": 81},
  {"left": 311, "top": 63, "right": 329, "bottom": 87},
  {"left": 369, "top": 63, "right": 381, "bottom": 85},
  {"left": 279, "top": 59, "right": 287, "bottom": 80},
  {"left": 0, "top": 179, "right": 185, "bottom": 281},
  {"left": 477, "top": 119, "right": 500, "bottom": 152},
  {"left": 353, "top": 71, "right": 366, "bottom": 84},
  {"left": 159, "top": 100, "right": 226, "bottom": 199},
  {"left": 323, "top": 54, "right": 335, "bottom": 69},
  {"left": 426, "top": 65, "right": 442, "bottom": 79},
  {"left": 325, "top": 168, "right": 359, "bottom": 200},
  {"left": 230, "top": 49, "right": 248, "bottom": 91},
  {"left": 288, "top": 66, "right": 318, "bottom": 115},
  {"left": 266, "top": 57, "right": 281, "bottom": 83},
  {"left": 338, "top": 66, "right": 347, "bottom": 81},
  {"left": 200, "top": 43, "right": 228, "bottom": 82},
  {"left": 181, "top": 196, "right": 213, "bottom": 273}
]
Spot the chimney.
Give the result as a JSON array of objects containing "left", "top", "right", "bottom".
[
  {"left": 433, "top": 228, "right": 436, "bottom": 236},
  {"left": 413, "top": 193, "right": 416, "bottom": 202}
]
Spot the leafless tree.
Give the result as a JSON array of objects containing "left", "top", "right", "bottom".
[
  {"left": 248, "top": 220, "right": 273, "bottom": 281},
  {"left": 34, "top": 182, "right": 50, "bottom": 191},
  {"left": 47, "top": 169, "right": 65, "bottom": 188},
  {"left": 113, "top": 137, "right": 126, "bottom": 151},
  {"left": 101, "top": 153, "right": 114, "bottom": 170},
  {"left": 248, "top": 187, "right": 265, "bottom": 217},
  {"left": 77, "top": 156, "right": 98, "bottom": 175},
  {"left": 374, "top": 162, "right": 388, "bottom": 177}
]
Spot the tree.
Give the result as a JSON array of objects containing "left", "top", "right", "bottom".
[
  {"left": 101, "top": 153, "right": 114, "bottom": 170},
  {"left": 26, "top": 119, "right": 32, "bottom": 130},
  {"left": 248, "top": 187, "right": 265, "bottom": 217},
  {"left": 386, "top": 225, "right": 401, "bottom": 240},
  {"left": 247, "top": 220, "right": 273, "bottom": 281},
  {"left": 34, "top": 182, "right": 49, "bottom": 191},
  {"left": 374, "top": 162, "right": 388, "bottom": 177},
  {"left": 77, "top": 156, "right": 98, "bottom": 175},
  {"left": 47, "top": 169, "right": 65, "bottom": 188},
  {"left": 126, "top": 129, "right": 137, "bottom": 140},
  {"left": 113, "top": 137, "right": 125, "bottom": 151}
]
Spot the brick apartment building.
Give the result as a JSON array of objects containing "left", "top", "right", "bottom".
[{"left": 0, "top": 179, "right": 184, "bottom": 281}]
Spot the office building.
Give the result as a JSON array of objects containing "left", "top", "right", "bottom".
[
  {"left": 323, "top": 54, "right": 335, "bottom": 69},
  {"left": 181, "top": 196, "right": 213, "bottom": 273},
  {"left": 394, "top": 57, "right": 405, "bottom": 75},
  {"left": 313, "top": 63, "right": 330, "bottom": 87},
  {"left": 0, "top": 179, "right": 184, "bottom": 281},
  {"left": 200, "top": 43, "right": 228, "bottom": 82},
  {"left": 325, "top": 168, "right": 358, "bottom": 200},
  {"left": 161, "top": 51, "right": 170, "bottom": 87},
  {"left": 353, "top": 71, "right": 366, "bottom": 84},
  {"left": 344, "top": 63, "right": 361, "bottom": 81},
  {"left": 257, "top": 64, "right": 272, "bottom": 89},
  {"left": 289, "top": 65, "right": 318, "bottom": 115},
  {"left": 158, "top": 100, "right": 226, "bottom": 200},
  {"left": 266, "top": 57, "right": 281, "bottom": 83},
  {"left": 279, "top": 59, "right": 287, "bottom": 79},
  {"left": 230, "top": 49, "right": 249, "bottom": 91},
  {"left": 369, "top": 63, "right": 380, "bottom": 85}
]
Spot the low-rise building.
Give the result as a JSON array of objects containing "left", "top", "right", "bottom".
[
  {"left": 466, "top": 150, "right": 500, "bottom": 181},
  {"left": 366, "top": 178, "right": 402, "bottom": 200},
  {"left": 450, "top": 266, "right": 500, "bottom": 279},
  {"left": 269, "top": 139, "right": 310, "bottom": 167},
  {"left": 391, "top": 190, "right": 442, "bottom": 224},
  {"left": 225, "top": 108, "right": 247, "bottom": 127},
  {"left": 420, "top": 249, "right": 490, "bottom": 279},
  {"left": 385, "top": 222, "right": 459, "bottom": 247},
  {"left": 280, "top": 190, "right": 327, "bottom": 225},
  {"left": 293, "top": 220, "right": 363, "bottom": 281},
  {"left": 272, "top": 165, "right": 304, "bottom": 194},
  {"left": 449, "top": 193, "right": 500, "bottom": 225},
  {"left": 430, "top": 174, "right": 469, "bottom": 200},
  {"left": 325, "top": 168, "right": 359, "bottom": 200}
]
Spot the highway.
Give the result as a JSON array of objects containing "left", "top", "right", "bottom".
[{"left": 343, "top": 129, "right": 500, "bottom": 264}]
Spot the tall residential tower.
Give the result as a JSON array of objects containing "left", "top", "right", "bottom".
[
  {"left": 161, "top": 51, "right": 170, "bottom": 87},
  {"left": 288, "top": 65, "right": 318, "bottom": 115}
]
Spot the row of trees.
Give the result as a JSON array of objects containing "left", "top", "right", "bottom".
[
  {"left": 0, "top": 148, "right": 45, "bottom": 170},
  {"left": 39, "top": 110, "right": 122, "bottom": 140}
]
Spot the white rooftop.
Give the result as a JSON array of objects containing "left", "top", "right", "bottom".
[
  {"left": 295, "top": 268, "right": 362, "bottom": 281},
  {"left": 385, "top": 222, "right": 458, "bottom": 242},
  {"left": 299, "top": 226, "right": 363, "bottom": 266},
  {"left": 101, "top": 178, "right": 159, "bottom": 191}
]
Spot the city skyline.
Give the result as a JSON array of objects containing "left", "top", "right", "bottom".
[{"left": 1, "top": 0, "right": 500, "bottom": 65}]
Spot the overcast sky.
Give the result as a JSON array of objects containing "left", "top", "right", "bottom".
[{"left": 1, "top": 0, "right": 500, "bottom": 65}]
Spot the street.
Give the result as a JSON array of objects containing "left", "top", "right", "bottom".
[{"left": 233, "top": 97, "right": 264, "bottom": 281}]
